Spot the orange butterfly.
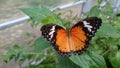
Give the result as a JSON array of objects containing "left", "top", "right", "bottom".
[{"left": 41, "top": 17, "right": 102, "bottom": 57}]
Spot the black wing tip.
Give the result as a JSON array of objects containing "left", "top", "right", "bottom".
[
  {"left": 84, "top": 16, "right": 102, "bottom": 23},
  {"left": 40, "top": 24, "right": 55, "bottom": 31}
]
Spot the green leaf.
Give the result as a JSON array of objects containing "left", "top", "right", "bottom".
[
  {"left": 33, "top": 36, "right": 51, "bottom": 52},
  {"left": 58, "top": 56, "right": 80, "bottom": 68},
  {"left": 96, "top": 23, "right": 120, "bottom": 38},
  {"left": 21, "top": 7, "right": 63, "bottom": 26},
  {"left": 88, "top": 5, "right": 100, "bottom": 17},
  {"left": 69, "top": 54, "right": 90, "bottom": 68},
  {"left": 21, "top": 7, "right": 49, "bottom": 22},
  {"left": 0, "top": 45, "right": 32, "bottom": 62},
  {"left": 97, "top": 0, "right": 103, "bottom": 4},
  {"left": 89, "top": 52, "right": 107, "bottom": 68},
  {"left": 69, "top": 52, "right": 107, "bottom": 68},
  {"left": 102, "top": 3, "right": 113, "bottom": 16},
  {"left": 109, "top": 51, "right": 120, "bottom": 68}
]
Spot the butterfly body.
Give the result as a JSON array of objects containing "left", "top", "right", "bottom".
[{"left": 41, "top": 17, "right": 102, "bottom": 57}]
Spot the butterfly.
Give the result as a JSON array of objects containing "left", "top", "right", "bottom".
[{"left": 40, "top": 17, "right": 102, "bottom": 57}]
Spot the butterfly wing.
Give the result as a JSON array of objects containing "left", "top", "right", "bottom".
[
  {"left": 41, "top": 24, "right": 71, "bottom": 56},
  {"left": 70, "top": 17, "right": 102, "bottom": 54}
]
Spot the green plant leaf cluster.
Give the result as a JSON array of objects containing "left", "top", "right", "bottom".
[
  {"left": 69, "top": 52, "right": 107, "bottom": 68},
  {"left": 33, "top": 36, "right": 51, "bottom": 53},
  {"left": 21, "top": 7, "right": 63, "bottom": 27},
  {"left": 1, "top": 45, "right": 33, "bottom": 63},
  {"left": 109, "top": 51, "right": 120, "bottom": 68}
]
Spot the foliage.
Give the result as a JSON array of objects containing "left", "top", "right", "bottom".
[
  {"left": 69, "top": 51, "right": 107, "bottom": 68},
  {"left": 1, "top": 0, "right": 120, "bottom": 68},
  {"left": 109, "top": 51, "right": 120, "bottom": 68}
]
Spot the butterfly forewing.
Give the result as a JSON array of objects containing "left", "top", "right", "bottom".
[
  {"left": 41, "top": 24, "right": 71, "bottom": 56},
  {"left": 69, "top": 17, "right": 102, "bottom": 55},
  {"left": 72, "top": 17, "right": 102, "bottom": 42}
]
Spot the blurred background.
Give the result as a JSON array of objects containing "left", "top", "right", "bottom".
[{"left": 0, "top": 0, "right": 120, "bottom": 68}]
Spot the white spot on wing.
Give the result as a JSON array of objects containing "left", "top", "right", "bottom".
[
  {"left": 49, "top": 25, "right": 56, "bottom": 40},
  {"left": 83, "top": 21, "right": 92, "bottom": 32}
]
